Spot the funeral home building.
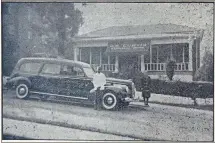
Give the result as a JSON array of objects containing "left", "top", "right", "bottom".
[{"left": 72, "top": 24, "right": 204, "bottom": 81}]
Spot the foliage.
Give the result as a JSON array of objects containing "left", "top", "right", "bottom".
[
  {"left": 150, "top": 79, "right": 213, "bottom": 99},
  {"left": 2, "top": 3, "right": 84, "bottom": 75},
  {"left": 194, "top": 51, "right": 213, "bottom": 82},
  {"left": 2, "top": 3, "right": 20, "bottom": 76},
  {"left": 166, "top": 59, "right": 176, "bottom": 81},
  {"left": 32, "top": 3, "right": 84, "bottom": 56}
]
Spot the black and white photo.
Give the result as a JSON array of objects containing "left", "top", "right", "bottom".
[{"left": 2, "top": 2, "right": 214, "bottom": 141}]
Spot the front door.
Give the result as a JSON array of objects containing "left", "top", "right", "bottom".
[{"left": 119, "top": 55, "right": 140, "bottom": 79}]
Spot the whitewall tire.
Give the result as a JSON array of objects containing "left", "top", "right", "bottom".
[
  {"left": 102, "top": 92, "right": 118, "bottom": 110},
  {"left": 16, "top": 83, "right": 29, "bottom": 99}
]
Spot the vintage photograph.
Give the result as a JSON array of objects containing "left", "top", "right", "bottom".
[{"left": 2, "top": 2, "right": 214, "bottom": 141}]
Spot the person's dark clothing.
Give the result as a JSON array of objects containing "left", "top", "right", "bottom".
[
  {"left": 132, "top": 71, "right": 151, "bottom": 105},
  {"left": 141, "top": 75, "right": 151, "bottom": 98},
  {"left": 94, "top": 87, "right": 103, "bottom": 110}
]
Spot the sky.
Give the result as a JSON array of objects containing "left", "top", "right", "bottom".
[{"left": 75, "top": 3, "right": 213, "bottom": 35}]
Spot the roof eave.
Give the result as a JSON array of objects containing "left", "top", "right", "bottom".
[{"left": 73, "top": 33, "right": 198, "bottom": 42}]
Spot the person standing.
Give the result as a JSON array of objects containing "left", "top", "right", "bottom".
[
  {"left": 92, "top": 66, "right": 106, "bottom": 110},
  {"left": 141, "top": 72, "right": 151, "bottom": 106},
  {"left": 132, "top": 65, "right": 151, "bottom": 106}
]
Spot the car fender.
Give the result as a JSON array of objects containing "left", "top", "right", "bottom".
[
  {"left": 7, "top": 76, "right": 31, "bottom": 88},
  {"left": 104, "top": 86, "right": 127, "bottom": 99}
]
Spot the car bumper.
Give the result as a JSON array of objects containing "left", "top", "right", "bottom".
[{"left": 124, "top": 97, "right": 140, "bottom": 102}]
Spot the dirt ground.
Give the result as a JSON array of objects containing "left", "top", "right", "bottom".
[{"left": 3, "top": 91, "right": 213, "bottom": 141}]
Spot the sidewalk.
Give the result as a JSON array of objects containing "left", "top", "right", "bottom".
[{"left": 135, "top": 92, "right": 213, "bottom": 106}]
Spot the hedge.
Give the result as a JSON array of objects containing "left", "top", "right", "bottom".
[
  {"left": 149, "top": 79, "right": 214, "bottom": 99},
  {"left": 107, "top": 72, "right": 213, "bottom": 99}
]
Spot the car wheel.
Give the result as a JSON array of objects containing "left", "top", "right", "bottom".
[
  {"left": 16, "top": 83, "right": 29, "bottom": 99},
  {"left": 102, "top": 92, "right": 118, "bottom": 110}
]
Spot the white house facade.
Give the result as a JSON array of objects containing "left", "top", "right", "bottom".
[{"left": 72, "top": 24, "right": 204, "bottom": 81}]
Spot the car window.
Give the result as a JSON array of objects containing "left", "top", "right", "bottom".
[
  {"left": 60, "top": 65, "right": 77, "bottom": 76},
  {"left": 19, "top": 62, "right": 42, "bottom": 74},
  {"left": 60, "top": 65, "right": 84, "bottom": 77},
  {"left": 74, "top": 67, "right": 85, "bottom": 77},
  {"left": 83, "top": 67, "right": 95, "bottom": 78},
  {"left": 41, "top": 63, "right": 61, "bottom": 75}
]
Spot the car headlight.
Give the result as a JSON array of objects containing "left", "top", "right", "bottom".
[{"left": 125, "top": 86, "right": 129, "bottom": 93}]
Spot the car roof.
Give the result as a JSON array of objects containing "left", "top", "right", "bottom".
[{"left": 17, "top": 57, "right": 92, "bottom": 68}]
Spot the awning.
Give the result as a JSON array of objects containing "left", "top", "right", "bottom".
[{"left": 105, "top": 41, "right": 150, "bottom": 55}]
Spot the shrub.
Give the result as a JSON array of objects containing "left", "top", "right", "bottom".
[
  {"left": 194, "top": 51, "right": 213, "bottom": 82},
  {"left": 149, "top": 79, "right": 213, "bottom": 99},
  {"left": 166, "top": 59, "right": 176, "bottom": 81}
]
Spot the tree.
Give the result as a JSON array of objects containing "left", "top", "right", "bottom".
[
  {"left": 2, "top": 3, "right": 20, "bottom": 76},
  {"left": 194, "top": 50, "right": 213, "bottom": 82},
  {"left": 32, "top": 3, "right": 83, "bottom": 56}
]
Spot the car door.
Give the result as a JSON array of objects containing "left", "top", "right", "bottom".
[
  {"left": 37, "top": 63, "right": 61, "bottom": 94},
  {"left": 59, "top": 65, "right": 93, "bottom": 99}
]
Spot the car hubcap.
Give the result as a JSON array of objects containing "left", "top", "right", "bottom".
[
  {"left": 102, "top": 93, "right": 117, "bottom": 110},
  {"left": 19, "top": 87, "right": 26, "bottom": 95},
  {"left": 107, "top": 97, "right": 113, "bottom": 104}
]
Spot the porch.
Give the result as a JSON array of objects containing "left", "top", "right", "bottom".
[
  {"left": 90, "top": 62, "right": 189, "bottom": 72},
  {"left": 75, "top": 42, "right": 194, "bottom": 73}
]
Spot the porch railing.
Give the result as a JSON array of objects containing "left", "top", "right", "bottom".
[
  {"left": 91, "top": 64, "right": 116, "bottom": 72},
  {"left": 144, "top": 62, "right": 189, "bottom": 71},
  {"left": 175, "top": 62, "right": 189, "bottom": 71}
]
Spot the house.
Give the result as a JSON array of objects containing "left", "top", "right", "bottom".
[{"left": 72, "top": 24, "right": 204, "bottom": 81}]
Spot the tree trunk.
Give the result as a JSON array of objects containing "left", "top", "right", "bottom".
[{"left": 56, "top": 9, "right": 66, "bottom": 56}]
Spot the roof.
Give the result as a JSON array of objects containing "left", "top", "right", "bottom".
[
  {"left": 17, "top": 57, "right": 91, "bottom": 68},
  {"left": 77, "top": 24, "right": 200, "bottom": 38}
]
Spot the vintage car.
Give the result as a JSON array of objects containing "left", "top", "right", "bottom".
[{"left": 6, "top": 57, "right": 136, "bottom": 110}]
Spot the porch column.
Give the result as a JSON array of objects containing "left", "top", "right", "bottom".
[
  {"left": 89, "top": 48, "right": 92, "bottom": 64},
  {"left": 100, "top": 49, "right": 102, "bottom": 65},
  {"left": 115, "top": 55, "right": 119, "bottom": 73},
  {"left": 74, "top": 47, "right": 77, "bottom": 61},
  {"left": 150, "top": 43, "right": 152, "bottom": 63},
  {"left": 141, "top": 55, "right": 145, "bottom": 72},
  {"left": 189, "top": 40, "right": 193, "bottom": 71}
]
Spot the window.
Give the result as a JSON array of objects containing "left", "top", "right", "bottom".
[
  {"left": 144, "top": 53, "right": 150, "bottom": 63},
  {"left": 175, "top": 44, "right": 183, "bottom": 62},
  {"left": 61, "top": 65, "right": 75, "bottom": 76},
  {"left": 184, "top": 44, "right": 189, "bottom": 62},
  {"left": 60, "top": 65, "right": 84, "bottom": 77},
  {"left": 101, "top": 47, "right": 108, "bottom": 64},
  {"left": 79, "top": 47, "right": 112, "bottom": 65},
  {"left": 41, "top": 64, "right": 61, "bottom": 75},
  {"left": 73, "top": 67, "right": 85, "bottom": 77},
  {"left": 150, "top": 43, "right": 189, "bottom": 65},
  {"left": 152, "top": 47, "right": 158, "bottom": 63},
  {"left": 158, "top": 45, "right": 171, "bottom": 63},
  {"left": 20, "top": 62, "right": 42, "bottom": 74},
  {"left": 80, "top": 47, "right": 90, "bottom": 64},
  {"left": 91, "top": 47, "right": 100, "bottom": 64},
  {"left": 83, "top": 67, "right": 94, "bottom": 78},
  {"left": 110, "top": 55, "right": 115, "bottom": 64}
]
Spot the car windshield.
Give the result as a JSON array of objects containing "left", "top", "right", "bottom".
[{"left": 83, "top": 67, "right": 95, "bottom": 78}]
